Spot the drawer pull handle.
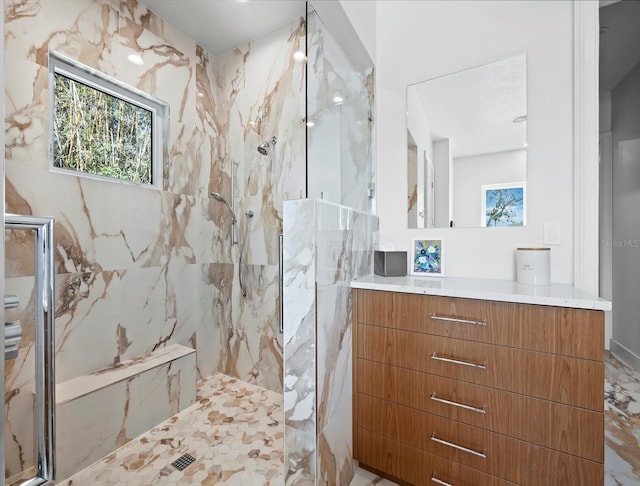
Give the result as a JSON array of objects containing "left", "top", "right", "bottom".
[
  {"left": 431, "top": 313, "right": 487, "bottom": 326},
  {"left": 431, "top": 474, "right": 453, "bottom": 486},
  {"left": 431, "top": 433, "right": 486, "bottom": 458},
  {"left": 430, "top": 352, "right": 487, "bottom": 370},
  {"left": 430, "top": 392, "right": 486, "bottom": 414}
]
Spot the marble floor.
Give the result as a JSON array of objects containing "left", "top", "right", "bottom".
[
  {"left": 55, "top": 354, "right": 640, "bottom": 485},
  {"left": 604, "top": 353, "right": 640, "bottom": 485}
]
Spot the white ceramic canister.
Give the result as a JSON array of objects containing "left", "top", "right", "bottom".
[{"left": 516, "top": 248, "right": 550, "bottom": 285}]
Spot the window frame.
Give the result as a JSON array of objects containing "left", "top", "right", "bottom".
[{"left": 48, "top": 50, "right": 169, "bottom": 189}]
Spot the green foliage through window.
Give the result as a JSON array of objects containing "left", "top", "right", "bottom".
[{"left": 53, "top": 72, "right": 153, "bottom": 184}]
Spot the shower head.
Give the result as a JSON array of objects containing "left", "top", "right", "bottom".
[
  {"left": 257, "top": 136, "right": 277, "bottom": 156},
  {"left": 210, "top": 191, "right": 237, "bottom": 224},
  {"left": 257, "top": 142, "right": 269, "bottom": 156}
]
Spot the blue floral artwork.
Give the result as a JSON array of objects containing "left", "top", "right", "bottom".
[{"left": 411, "top": 239, "right": 443, "bottom": 276}]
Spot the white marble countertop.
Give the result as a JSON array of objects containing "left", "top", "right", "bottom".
[{"left": 351, "top": 275, "right": 612, "bottom": 311}]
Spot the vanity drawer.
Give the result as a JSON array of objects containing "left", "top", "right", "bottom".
[
  {"left": 356, "top": 359, "right": 603, "bottom": 462},
  {"left": 357, "top": 395, "right": 604, "bottom": 486},
  {"left": 357, "top": 324, "right": 603, "bottom": 411},
  {"left": 356, "top": 290, "right": 604, "bottom": 360},
  {"left": 357, "top": 429, "right": 517, "bottom": 486}
]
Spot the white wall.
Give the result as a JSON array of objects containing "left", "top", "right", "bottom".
[
  {"left": 611, "top": 60, "right": 640, "bottom": 364},
  {"left": 600, "top": 91, "right": 612, "bottom": 132},
  {"left": 339, "top": 0, "right": 376, "bottom": 62},
  {"left": 433, "top": 139, "right": 451, "bottom": 228},
  {"left": 376, "top": 0, "right": 574, "bottom": 282},
  {"left": 453, "top": 149, "right": 527, "bottom": 227}
]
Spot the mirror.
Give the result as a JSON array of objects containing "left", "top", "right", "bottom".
[{"left": 407, "top": 54, "right": 527, "bottom": 228}]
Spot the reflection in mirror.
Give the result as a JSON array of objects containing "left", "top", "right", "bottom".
[{"left": 407, "top": 54, "right": 527, "bottom": 228}]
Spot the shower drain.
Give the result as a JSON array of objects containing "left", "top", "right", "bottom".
[{"left": 171, "top": 453, "right": 196, "bottom": 471}]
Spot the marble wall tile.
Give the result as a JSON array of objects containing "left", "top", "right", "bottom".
[
  {"left": 316, "top": 284, "right": 352, "bottom": 433},
  {"left": 316, "top": 206, "right": 376, "bottom": 485},
  {"left": 56, "top": 378, "right": 132, "bottom": 480},
  {"left": 285, "top": 425, "right": 316, "bottom": 486},
  {"left": 205, "top": 15, "right": 305, "bottom": 394},
  {"left": 214, "top": 17, "right": 307, "bottom": 269},
  {"left": 194, "top": 263, "right": 233, "bottom": 379},
  {"left": 318, "top": 399, "right": 355, "bottom": 486},
  {"left": 283, "top": 199, "right": 378, "bottom": 485},
  {"left": 283, "top": 199, "right": 318, "bottom": 481},
  {"left": 55, "top": 348, "right": 195, "bottom": 479}
]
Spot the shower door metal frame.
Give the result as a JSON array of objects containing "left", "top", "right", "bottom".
[{"left": 5, "top": 214, "right": 56, "bottom": 486}]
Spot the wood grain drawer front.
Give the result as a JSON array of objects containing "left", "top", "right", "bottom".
[
  {"left": 358, "top": 395, "right": 604, "bottom": 486},
  {"left": 356, "top": 289, "right": 604, "bottom": 360},
  {"left": 357, "top": 359, "right": 604, "bottom": 462},
  {"left": 357, "top": 324, "right": 604, "bottom": 411},
  {"left": 357, "top": 429, "right": 517, "bottom": 486}
]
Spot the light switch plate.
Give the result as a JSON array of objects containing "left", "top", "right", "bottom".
[{"left": 543, "top": 223, "right": 561, "bottom": 245}]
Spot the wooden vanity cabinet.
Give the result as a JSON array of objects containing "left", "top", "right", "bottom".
[{"left": 352, "top": 289, "right": 605, "bottom": 486}]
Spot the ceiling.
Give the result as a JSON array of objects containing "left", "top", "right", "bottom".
[
  {"left": 599, "top": 0, "right": 640, "bottom": 93},
  {"left": 411, "top": 55, "right": 527, "bottom": 159},
  {"left": 138, "top": 0, "right": 306, "bottom": 57}
]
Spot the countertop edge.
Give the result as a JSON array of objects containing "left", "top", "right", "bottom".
[{"left": 350, "top": 276, "right": 612, "bottom": 311}]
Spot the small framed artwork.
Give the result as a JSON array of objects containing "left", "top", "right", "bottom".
[
  {"left": 410, "top": 238, "right": 444, "bottom": 276},
  {"left": 481, "top": 182, "right": 527, "bottom": 227}
]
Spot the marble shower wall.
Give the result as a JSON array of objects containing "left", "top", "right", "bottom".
[
  {"left": 306, "top": 8, "right": 375, "bottom": 214},
  {"left": 283, "top": 199, "right": 379, "bottom": 485},
  {"left": 211, "top": 15, "right": 306, "bottom": 393},
  {"left": 4, "top": 0, "right": 304, "bottom": 480}
]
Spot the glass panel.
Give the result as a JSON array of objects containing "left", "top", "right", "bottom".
[{"left": 306, "top": 7, "right": 375, "bottom": 213}]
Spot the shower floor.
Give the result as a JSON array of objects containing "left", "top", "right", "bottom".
[
  {"left": 55, "top": 373, "right": 284, "bottom": 485},
  {"left": 56, "top": 354, "right": 640, "bottom": 485}
]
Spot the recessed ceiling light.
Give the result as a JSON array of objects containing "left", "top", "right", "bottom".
[
  {"left": 512, "top": 115, "right": 527, "bottom": 123},
  {"left": 333, "top": 94, "right": 344, "bottom": 105},
  {"left": 293, "top": 51, "right": 306, "bottom": 62},
  {"left": 127, "top": 53, "right": 144, "bottom": 65},
  {"left": 306, "top": 121, "right": 315, "bottom": 127}
]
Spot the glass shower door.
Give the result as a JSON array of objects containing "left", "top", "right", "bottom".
[{"left": 306, "top": 6, "right": 375, "bottom": 214}]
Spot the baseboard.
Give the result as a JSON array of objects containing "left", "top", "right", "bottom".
[{"left": 610, "top": 339, "right": 640, "bottom": 372}]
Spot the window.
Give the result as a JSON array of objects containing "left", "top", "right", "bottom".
[{"left": 49, "top": 51, "right": 169, "bottom": 187}]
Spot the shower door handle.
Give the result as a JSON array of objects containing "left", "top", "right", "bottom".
[{"left": 279, "top": 233, "right": 284, "bottom": 333}]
